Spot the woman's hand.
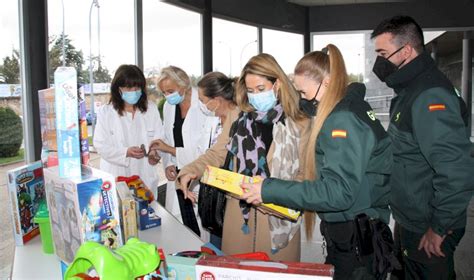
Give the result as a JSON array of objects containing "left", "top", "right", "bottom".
[
  {"left": 149, "top": 139, "right": 176, "bottom": 156},
  {"left": 126, "top": 146, "right": 145, "bottom": 159},
  {"left": 241, "top": 179, "right": 263, "bottom": 205},
  {"left": 165, "top": 165, "right": 177, "bottom": 181}
]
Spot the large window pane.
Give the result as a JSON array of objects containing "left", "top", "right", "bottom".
[
  {"left": 48, "top": 0, "right": 135, "bottom": 82},
  {"left": 143, "top": 1, "right": 202, "bottom": 80},
  {"left": 263, "top": 29, "right": 304, "bottom": 74},
  {"left": 0, "top": 0, "right": 24, "bottom": 162},
  {"left": 213, "top": 18, "right": 258, "bottom": 77}
]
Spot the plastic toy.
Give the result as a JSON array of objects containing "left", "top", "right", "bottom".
[
  {"left": 117, "top": 175, "right": 154, "bottom": 202},
  {"left": 64, "top": 238, "right": 160, "bottom": 280}
]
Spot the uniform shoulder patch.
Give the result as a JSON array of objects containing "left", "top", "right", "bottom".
[
  {"left": 428, "top": 104, "right": 446, "bottom": 111},
  {"left": 331, "top": 129, "right": 347, "bottom": 138}
]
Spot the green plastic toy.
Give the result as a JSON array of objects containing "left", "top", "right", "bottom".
[{"left": 64, "top": 238, "right": 160, "bottom": 280}]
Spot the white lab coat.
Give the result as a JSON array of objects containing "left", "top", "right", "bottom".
[
  {"left": 162, "top": 88, "right": 219, "bottom": 238},
  {"left": 93, "top": 101, "right": 164, "bottom": 191}
]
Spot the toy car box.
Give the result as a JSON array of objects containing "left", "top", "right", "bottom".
[
  {"left": 201, "top": 166, "right": 300, "bottom": 221},
  {"left": 6, "top": 161, "right": 45, "bottom": 246},
  {"left": 44, "top": 165, "right": 123, "bottom": 264}
]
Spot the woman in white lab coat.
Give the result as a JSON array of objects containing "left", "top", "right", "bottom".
[
  {"left": 152, "top": 66, "right": 218, "bottom": 237},
  {"left": 93, "top": 64, "right": 164, "bottom": 191}
]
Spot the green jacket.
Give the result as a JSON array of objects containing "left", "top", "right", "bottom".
[
  {"left": 385, "top": 52, "right": 474, "bottom": 236},
  {"left": 262, "top": 83, "right": 392, "bottom": 223}
]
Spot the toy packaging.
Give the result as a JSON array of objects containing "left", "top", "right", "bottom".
[
  {"left": 44, "top": 165, "right": 123, "bottom": 264},
  {"left": 77, "top": 85, "right": 90, "bottom": 165},
  {"left": 38, "top": 85, "right": 90, "bottom": 168},
  {"left": 201, "top": 166, "right": 300, "bottom": 221},
  {"left": 195, "top": 255, "right": 334, "bottom": 280},
  {"left": 54, "top": 67, "right": 81, "bottom": 178},
  {"left": 117, "top": 176, "right": 161, "bottom": 230},
  {"left": 116, "top": 181, "right": 138, "bottom": 241},
  {"left": 6, "top": 161, "right": 45, "bottom": 246}
]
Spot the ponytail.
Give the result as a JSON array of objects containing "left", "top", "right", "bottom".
[{"left": 297, "top": 44, "right": 349, "bottom": 239}]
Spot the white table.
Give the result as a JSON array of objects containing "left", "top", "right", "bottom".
[{"left": 12, "top": 203, "right": 204, "bottom": 279}]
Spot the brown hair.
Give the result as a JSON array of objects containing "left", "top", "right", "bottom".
[
  {"left": 197, "top": 71, "right": 237, "bottom": 105},
  {"left": 109, "top": 64, "right": 148, "bottom": 116},
  {"left": 295, "top": 44, "right": 349, "bottom": 238},
  {"left": 235, "top": 53, "right": 305, "bottom": 121}
]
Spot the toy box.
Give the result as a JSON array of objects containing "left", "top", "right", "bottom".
[
  {"left": 195, "top": 255, "right": 334, "bottom": 280},
  {"left": 116, "top": 181, "right": 138, "bottom": 240},
  {"left": 54, "top": 67, "right": 81, "bottom": 178},
  {"left": 117, "top": 176, "right": 161, "bottom": 230},
  {"left": 201, "top": 166, "right": 300, "bottom": 221},
  {"left": 77, "top": 85, "right": 90, "bottom": 165},
  {"left": 44, "top": 165, "right": 123, "bottom": 264},
  {"left": 6, "top": 161, "right": 45, "bottom": 246},
  {"left": 38, "top": 85, "right": 90, "bottom": 168},
  {"left": 138, "top": 200, "right": 162, "bottom": 230},
  {"left": 166, "top": 255, "right": 199, "bottom": 280}
]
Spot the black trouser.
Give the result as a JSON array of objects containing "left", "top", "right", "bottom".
[
  {"left": 394, "top": 223, "right": 465, "bottom": 280},
  {"left": 321, "top": 220, "right": 375, "bottom": 280},
  {"left": 176, "top": 189, "right": 201, "bottom": 236}
]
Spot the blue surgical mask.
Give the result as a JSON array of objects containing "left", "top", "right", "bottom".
[
  {"left": 121, "top": 90, "right": 142, "bottom": 105},
  {"left": 165, "top": 91, "right": 185, "bottom": 105},
  {"left": 247, "top": 89, "right": 277, "bottom": 112}
]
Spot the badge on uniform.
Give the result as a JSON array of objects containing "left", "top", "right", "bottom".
[
  {"left": 428, "top": 104, "right": 446, "bottom": 111},
  {"left": 331, "top": 129, "right": 347, "bottom": 138}
]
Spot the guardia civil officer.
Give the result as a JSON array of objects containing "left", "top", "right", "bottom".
[
  {"left": 371, "top": 15, "right": 474, "bottom": 279},
  {"left": 242, "top": 45, "right": 395, "bottom": 280}
]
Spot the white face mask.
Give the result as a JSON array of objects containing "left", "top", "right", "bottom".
[{"left": 198, "top": 99, "right": 217, "bottom": 117}]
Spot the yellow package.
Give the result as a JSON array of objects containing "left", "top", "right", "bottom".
[{"left": 201, "top": 166, "right": 300, "bottom": 221}]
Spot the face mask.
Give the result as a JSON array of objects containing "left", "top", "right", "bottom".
[
  {"left": 165, "top": 91, "right": 184, "bottom": 105},
  {"left": 299, "top": 82, "right": 322, "bottom": 117},
  {"left": 247, "top": 88, "right": 277, "bottom": 112},
  {"left": 199, "top": 99, "right": 218, "bottom": 117},
  {"left": 121, "top": 90, "right": 142, "bottom": 105},
  {"left": 372, "top": 45, "right": 406, "bottom": 82}
]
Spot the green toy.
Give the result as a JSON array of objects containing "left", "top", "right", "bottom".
[{"left": 64, "top": 238, "right": 160, "bottom": 280}]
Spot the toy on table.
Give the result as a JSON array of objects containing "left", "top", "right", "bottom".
[
  {"left": 117, "top": 175, "right": 154, "bottom": 202},
  {"left": 64, "top": 238, "right": 162, "bottom": 280}
]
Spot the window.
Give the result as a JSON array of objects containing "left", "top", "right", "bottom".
[
  {"left": 213, "top": 18, "right": 258, "bottom": 77},
  {"left": 143, "top": 1, "right": 202, "bottom": 81},
  {"left": 263, "top": 29, "right": 303, "bottom": 74},
  {"left": 0, "top": 0, "right": 24, "bottom": 163},
  {"left": 48, "top": 0, "right": 135, "bottom": 83}
]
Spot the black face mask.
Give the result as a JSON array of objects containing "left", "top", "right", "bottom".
[
  {"left": 372, "top": 45, "right": 406, "bottom": 82},
  {"left": 299, "top": 82, "right": 322, "bottom": 117}
]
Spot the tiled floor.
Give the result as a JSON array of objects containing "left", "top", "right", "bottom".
[{"left": 1, "top": 155, "right": 473, "bottom": 279}]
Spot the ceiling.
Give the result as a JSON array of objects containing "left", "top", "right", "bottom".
[{"left": 287, "top": 0, "right": 409, "bottom": 6}]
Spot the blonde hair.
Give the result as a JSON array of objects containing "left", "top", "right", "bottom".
[
  {"left": 235, "top": 53, "right": 305, "bottom": 121},
  {"left": 156, "top": 65, "right": 191, "bottom": 92},
  {"left": 295, "top": 44, "right": 349, "bottom": 238}
]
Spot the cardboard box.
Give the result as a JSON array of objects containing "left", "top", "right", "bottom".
[
  {"left": 116, "top": 181, "right": 138, "bottom": 240},
  {"left": 201, "top": 166, "right": 300, "bottom": 221},
  {"left": 54, "top": 67, "right": 81, "bottom": 178},
  {"left": 166, "top": 255, "right": 199, "bottom": 280},
  {"left": 44, "top": 165, "right": 123, "bottom": 264},
  {"left": 38, "top": 86, "right": 90, "bottom": 167},
  {"left": 6, "top": 161, "right": 45, "bottom": 246},
  {"left": 138, "top": 200, "right": 162, "bottom": 230},
  {"left": 195, "top": 255, "right": 333, "bottom": 280}
]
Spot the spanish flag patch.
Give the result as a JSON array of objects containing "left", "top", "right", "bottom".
[
  {"left": 332, "top": 129, "right": 347, "bottom": 138},
  {"left": 428, "top": 104, "right": 446, "bottom": 111}
]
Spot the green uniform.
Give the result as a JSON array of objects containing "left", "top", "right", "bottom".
[
  {"left": 262, "top": 83, "right": 392, "bottom": 223},
  {"left": 262, "top": 83, "right": 392, "bottom": 280},
  {"left": 385, "top": 52, "right": 473, "bottom": 280}
]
